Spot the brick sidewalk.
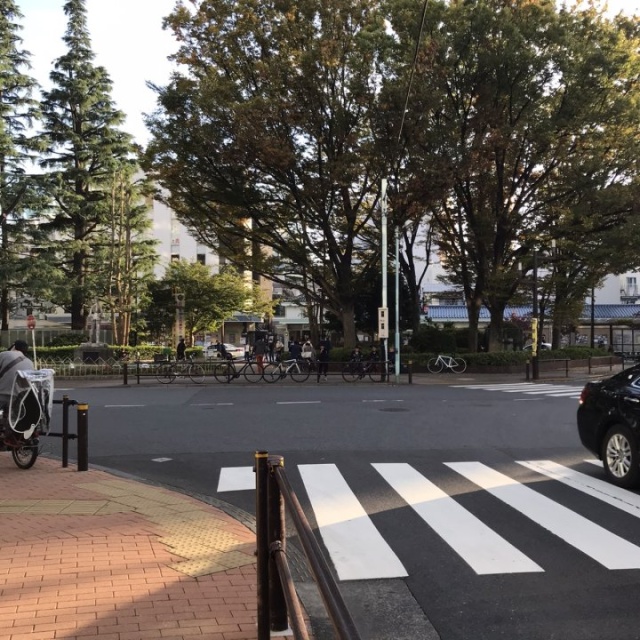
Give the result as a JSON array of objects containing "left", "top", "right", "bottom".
[{"left": 0, "top": 457, "right": 259, "bottom": 640}]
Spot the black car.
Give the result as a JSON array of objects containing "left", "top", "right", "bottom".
[{"left": 577, "top": 364, "right": 640, "bottom": 488}]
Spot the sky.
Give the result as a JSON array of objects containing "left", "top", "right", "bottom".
[
  {"left": 19, "top": 0, "right": 179, "bottom": 146},
  {"left": 16, "top": 0, "right": 640, "bottom": 148}
]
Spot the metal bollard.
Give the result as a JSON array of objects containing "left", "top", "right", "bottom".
[
  {"left": 62, "top": 395, "right": 69, "bottom": 468},
  {"left": 408, "top": 360, "right": 413, "bottom": 384},
  {"left": 268, "top": 455, "right": 288, "bottom": 632},
  {"left": 76, "top": 403, "right": 89, "bottom": 471},
  {"left": 255, "top": 451, "right": 270, "bottom": 640},
  {"left": 123, "top": 362, "right": 128, "bottom": 386}
]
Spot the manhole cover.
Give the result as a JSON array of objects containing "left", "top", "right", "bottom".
[{"left": 379, "top": 407, "right": 409, "bottom": 412}]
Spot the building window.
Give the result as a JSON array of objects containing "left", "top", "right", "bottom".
[
  {"left": 196, "top": 253, "right": 206, "bottom": 265},
  {"left": 171, "top": 254, "right": 180, "bottom": 262},
  {"left": 274, "top": 304, "right": 286, "bottom": 317}
]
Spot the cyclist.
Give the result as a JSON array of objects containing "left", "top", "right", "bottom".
[
  {"left": 350, "top": 345, "right": 363, "bottom": 362},
  {"left": 367, "top": 345, "right": 379, "bottom": 362}
]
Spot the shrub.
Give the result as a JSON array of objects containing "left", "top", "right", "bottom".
[
  {"left": 46, "top": 332, "right": 90, "bottom": 347},
  {"left": 410, "top": 325, "right": 457, "bottom": 353}
]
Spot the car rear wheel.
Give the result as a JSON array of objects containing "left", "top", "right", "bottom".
[{"left": 602, "top": 424, "right": 640, "bottom": 488}]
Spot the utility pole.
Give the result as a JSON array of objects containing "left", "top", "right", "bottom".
[{"left": 379, "top": 179, "right": 389, "bottom": 377}]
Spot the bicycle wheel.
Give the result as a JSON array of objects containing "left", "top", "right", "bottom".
[
  {"left": 451, "top": 357, "right": 467, "bottom": 374},
  {"left": 290, "top": 361, "right": 310, "bottom": 383},
  {"left": 427, "top": 357, "right": 443, "bottom": 374},
  {"left": 12, "top": 440, "right": 39, "bottom": 469},
  {"left": 342, "top": 362, "right": 360, "bottom": 382},
  {"left": 214, "top": 362, "right": 233, "bottom": 383},
  {"left": 262, "top": 363, "right": 282, "bottom": 383},
  {"left": 243, "top": 362, "right": 263, "bottom": 383},
  {"left": 188, "top": 364, "right": 205, "bottom": 384},
  {"left": 367, "top": 363, "right": 382, "bottom": 382},
  {"left": 156, "top": 363, "right": 176, "bottom": 384}
]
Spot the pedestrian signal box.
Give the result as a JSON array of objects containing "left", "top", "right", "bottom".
[{"left": 378, "top": 307, "right": 389, "bottom": 339}]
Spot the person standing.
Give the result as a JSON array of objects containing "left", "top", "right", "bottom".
[
  {"left": 289, "top": 340, "right": 302, "bottom": 360},
  {"left": 268, "top": 339, "right": 276, "bottom": 363},
  {"left": 301, "top": 340, "right": 315, "bottom": 361},
  {"left": 176, "top": 338, "right": 186, "bottom": 361},
  {"left": 316, "top": 344, "right": 329, "bottom": 382},
  {"left": 254, "top": 337, "right": 267, "bottom": 370}
]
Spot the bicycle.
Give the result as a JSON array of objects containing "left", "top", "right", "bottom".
[
  {"left": 156, "top": 355, "right": 205, "bottom": 384},
  {"left": 212, "top": 356, "right": 264, "bottom": 383},
  {"left": 427, "top": 354, "right": 467, "bottom": 374},
  {"left": 341, "top": 359, "right": 383, "bottom": 382},
  {"left": 262, "top": 358, "right": 312, "bottom": 383}
]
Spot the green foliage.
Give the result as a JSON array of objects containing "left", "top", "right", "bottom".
[
  {"left": 409, "top": 325, "right": 457, "bottom": 354},
  {"left": 37, "top": 0, "right": 137, "bottom": 330},
  {"left": 46, "top": 332, "right": 89, "bottom": 347}
]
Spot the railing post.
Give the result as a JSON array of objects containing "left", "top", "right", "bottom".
[
  {"left": 76, "top": 403, "right": 89, "bottom": 471},
  {"left": 407, "top": 360, "right": 413, "bottom": 384},
  {"left": 255, "top": 451, "right": 270, "bottom": 640},
  {"left": 526, "top": 360, "right": 530, "bottom": 381},
  {"left": 123, "top": 362, "right": 128, "bottom": 386},
  {"left": 268, "top": 455, "right": 288, "bottom": 633},
  {"left": 588, "top": 356, "right": 592, "bottom": 375},
  {"left": 565, "top": 359, "right": 569, "bottom": 378},
  {"left": 61, "top": 395, "right": 69, "bottom": 468}
]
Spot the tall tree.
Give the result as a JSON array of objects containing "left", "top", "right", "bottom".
[
  {"left": 145, "top": 0, "right": 393, "bottom": 348},
  {"left": 38, "top": 0, "right": 137, "bottom": 330},
  {"left": 0, "top": 0, "right": 41, "bottom": 333},
  {"left": 387, "top": 0, "right": 640, "bottom": 350}
]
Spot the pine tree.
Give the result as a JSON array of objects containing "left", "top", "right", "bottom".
[
  {"left": 0, "top": 0, "right": 41, "bottom": 332},
  {"left": 38, "top": 0, "right": 137, "bottom": 331}
]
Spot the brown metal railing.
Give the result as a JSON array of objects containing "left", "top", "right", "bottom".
[{"left": 255, "top": 451, "right": 362, "bottom": 640}]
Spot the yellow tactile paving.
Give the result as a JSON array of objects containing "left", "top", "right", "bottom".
[{"left": 1, "top": 477, "right": 258, "bottom": 576}]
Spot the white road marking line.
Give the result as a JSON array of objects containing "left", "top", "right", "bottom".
[
  {"left": 152, "top": 457, "right": 172, "bottom": 463},
  {"left": 373, "top": 463, "right": 541, "bottom": 575},
  {"left": 276, "top": 401, "right": 322, "bottom": 405},
  {"left": 518, "top": 460, "right": 640, "bottom": 518},
  {"left": 218, "top": 466, "right": 255, "bottom": 492},
  {"left": 192, "top": 402, "right": 234, "bottom": 406},
  {"left": 447, "top": 461, "right": 640, "bottom": 570},
  {"left": 104, "top": 404, "right": 145, "bottom": 407},
  {"left": 299, "top": 463, "right": 407, "bottom": 581}
]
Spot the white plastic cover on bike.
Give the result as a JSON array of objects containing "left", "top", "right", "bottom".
[{"left": 8, "top": 369, "right": 55, "bottom": 439}]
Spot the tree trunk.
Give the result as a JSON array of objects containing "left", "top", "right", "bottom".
[
  {"left": 487, "top": 307, "right": 507, "bottom": 352},
  {"left": 465, "top": 297, "right": 482, "bottom": 352},
  {"left": 341, "top": 305, "right": 357, "bottom": 349}
]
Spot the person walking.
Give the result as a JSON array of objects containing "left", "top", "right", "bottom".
[
  {"left": 316, "top": 344, "right": 329, "bottom": 382},
  {"left": 289, "top": 340, "right": 302, "bottom": 360},
  {"left": 268, "top": 339, "right": 276, "bottom": 363}
]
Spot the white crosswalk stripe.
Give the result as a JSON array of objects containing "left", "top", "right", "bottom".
[
  {"left": 217, "top": 459, "right": 640, "bottom": 578},
  {"left": 451, "top": 382, "right": 582, "bottom": 399}
]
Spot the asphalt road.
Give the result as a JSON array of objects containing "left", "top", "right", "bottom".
[{"left": 38, "top": 376, "right": 640, "bottom": 640}]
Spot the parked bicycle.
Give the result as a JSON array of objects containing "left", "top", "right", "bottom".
[
  {"left": 213, "top": 357, "right": 264, "bottom": 383},
  {"left": 156, "top": 355, "right": 205, "bottom": 384},
  {"left": 341, "top": 359, "right": 383, "bottom": 382},
  {"left": 427, "top": 354, "right": 467, "bottom": 374},
  {"left": 262, "top": 358, "right": 313, "bottom": 383}
]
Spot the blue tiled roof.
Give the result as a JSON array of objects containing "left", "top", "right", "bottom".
[{"left": 424, "top": 304, "right": 640, "bottom": 322}]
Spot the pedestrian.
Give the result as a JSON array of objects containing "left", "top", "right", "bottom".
[
  {"left": 275, "top": 338, "right": 284, "bottom": 361},
  {"left": 317, "top": 344, "right": 329, "bottom": 382},
  {"left": 254, "top": 337, "right": 267, "bottom": 370},
  {"left": 0, "top": 341, "right": 34, "bottom": 410},
  {"left": 268, "top": 339, "right": 275, "bottom": 363},
  {"left": 176, "top": 337, "right": 186, "bottom": 361},
  {"left": 289, "top": 340, "right": 302, "bottom": 360},
  {"left": 302, "top": 340, "right": 315, "bottom": 361}
]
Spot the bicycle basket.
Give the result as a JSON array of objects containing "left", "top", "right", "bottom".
[{"left": 8, "top": 369, "right": 55, "bottom": 439}]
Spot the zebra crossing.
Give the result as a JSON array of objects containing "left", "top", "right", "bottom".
[
  {"left": 451, "top": 382, "right": 583, "bottom": 398},
  {"left": 217, "top": 459, "right": 640, "bottom": 580}
]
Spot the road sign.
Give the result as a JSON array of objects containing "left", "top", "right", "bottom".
[{"left": 26, "top": 314, "right": 36, "bottom": 329}]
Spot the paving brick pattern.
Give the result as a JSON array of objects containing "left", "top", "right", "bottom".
[{"left": 0, "top": 457, "right": 260, "bottom": 640}]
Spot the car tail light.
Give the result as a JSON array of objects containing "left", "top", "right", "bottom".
[{"left": 579, "top": 385, "right": 591, "bottom": 405}]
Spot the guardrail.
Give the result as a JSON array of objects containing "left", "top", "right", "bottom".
[{"left": 255, "top": 452, "right": 361, "bottom": 640}]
